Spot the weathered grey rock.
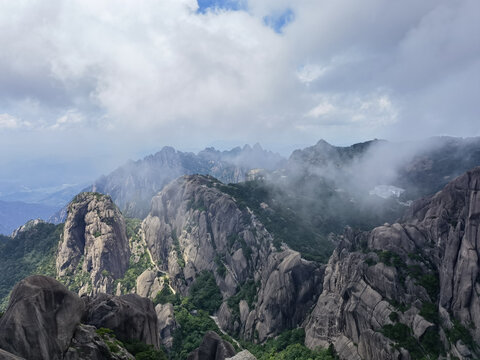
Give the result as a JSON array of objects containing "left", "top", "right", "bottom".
[
  {"left": 85, "top": 293, "right": 159, "bottom": 349},
  {"left": 0, "top": 349, "right": 25, "bottom": 360},
  {"left": 243, "top": 250, "right": 323, "bottom": 341},
  {"left": 0, "top": 276, "right": 84, "bottom": 360},
  {"left": 155, "top": 303, "right": 177, "bottom": 349},
  {"left": 56, "top": 192, "right": 130, "bottom": 295},
  {"left": 305, "top": 167, "right": 480, "bottom": 359},
  {"left": 136, "top": 269, "right": 162, "bottom": 299},
  {"left": 186, "top": 331, "right": 236, "bottom": 360},
  {"left": 64, "top": 324, "right": 134, "bottom": 360},
  {"left": 225, "top": 350, "right": 257, "bottom": 360},
  {"left": 412, "top": 314, "right": 433, "bottom": 339},
  {"left": 143, "top": 175, "right": 323, "bottom": 340}
]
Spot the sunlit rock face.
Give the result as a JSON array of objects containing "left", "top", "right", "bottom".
[
  {"left": 142, "top": 174, "right": 323, "bottom": 341},
  {"left": 56, "top": 192, "right": 130, "bottom": 295}
]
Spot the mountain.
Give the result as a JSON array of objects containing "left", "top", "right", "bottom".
[
  {"left": 0, "top": 219, "right": 62, "bottom": 309},
  {"left": 304, "top": 166, "right": 480, "bottom": 359},
  {"left": 88, "top": 144, "right": 285, "bottom": 219},
  {"left": 0, "top": 200, "right": 58, "bottom": 235},
  {"left": 0, "top": 183, "right": 86, "bottom": 208},
  {"left": 287, "top": 136, "right": 480, "bottom": 201},
  {"left": 1, "top": 139, "right": 480, "bottom": 359}
]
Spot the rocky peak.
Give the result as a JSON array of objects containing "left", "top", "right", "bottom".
[
  {"left": 56, "top": 192, "right": 130, "bottom": 296},
  {"left": 304, "top": 166, "right": 480, "bottom": 359},
  {"left": 143, "top": 174, "right": 323, "bottom": 341},
  {"left": 11, "top": 218, "right": 45, "bottom": 238}
]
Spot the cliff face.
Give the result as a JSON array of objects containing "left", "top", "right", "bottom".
[
  {"left": 142, "top": 175, "right": 322, "bottom": 341},
  {"left": 56, "top": 192, "right": 130, "bottom": 295},
  {"left": 0, "top": 275, "right": 159, "bottom": 360},
  {"left": 304, "top": 167, "right": 480, "bottom": 359}
]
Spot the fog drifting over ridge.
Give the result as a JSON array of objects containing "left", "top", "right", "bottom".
[{"left": 0, "top": 0, "right": 478, "bottom": 189}]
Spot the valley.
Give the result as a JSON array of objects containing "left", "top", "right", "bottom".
[{"left": 0, "top": 138, "right": 479, "bottom": 359}]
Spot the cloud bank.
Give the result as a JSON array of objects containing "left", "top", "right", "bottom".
[{"left": 0, "top": 0, "right": 478, "bottom": 182}]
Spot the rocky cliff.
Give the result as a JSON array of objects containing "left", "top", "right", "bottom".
[
  {"left": 142, "top": 174, "right": 323, "bottom": 341},
  {"left": 56, "top": 192, "right": 130, "bottom": 296},
  {"left": 304, "top": 166, "right": 480, "bottom": 359},
  {"left": 0, "top": 275, "right": 160, "bottom": 360}
]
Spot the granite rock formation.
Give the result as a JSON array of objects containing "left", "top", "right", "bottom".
[
  {"left": 305, "top": 166, "right": 480, "bottom": 359},
  {"left": 56, "top": 192, "right": 130, "bottom": 295},
  {"left": 142, "top": 175, "right": 322, "bottom": 340}
]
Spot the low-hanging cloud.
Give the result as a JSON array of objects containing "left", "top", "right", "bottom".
[{"left": 0, "top": 0, "right": 478, "bottom": 183}]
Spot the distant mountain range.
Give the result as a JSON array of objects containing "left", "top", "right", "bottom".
[
  {"left": 3, "top": 137, "right": 480, "bottom": 233},
  {"left": 87, "top": 144, "right": 286, "bottom": 218},
  {"left": 0, "top": 200, "right": 58, "bottom": 235}
]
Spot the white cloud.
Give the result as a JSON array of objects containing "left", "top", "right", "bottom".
[
  {"left": 51, "top": 110, "right": 84, "bottom": 129},
  {"left": 0, "top": 114, "right": 20, "bottom": 129},
  {"left": 0, "top": 113, "right": 33, "bottom": 130},
  {"left": 0, "top": 0, "right": 477, "bottom": 154}
]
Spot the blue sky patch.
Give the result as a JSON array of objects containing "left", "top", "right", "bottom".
[
  {"left": 263, "top": 8, "right": 294, "bottom": 33},
  {"left": 197, "top": 0, "right": 247, "bottom": 14}
]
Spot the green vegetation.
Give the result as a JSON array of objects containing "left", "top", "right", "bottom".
[
  {"left": 125, "top": 218, "right": 142, "bottom": 240},
  {"left": 72, "top": 191, "right": 106, "bottom": 204},
  {"left": 186, "top": 198, "right": 207, "bottom": 213},
  {"left": 374, "top": 249, "right": 440, "bottom": 302},
  {"left": 242, "top": 328, "right": 336, "bottom": 360},
  {"left": 95, "top": 328, "right": 124, "bottom": 355},
  {"left": 419, "top": 302, "right": 438, "bottom": 324},
  {"left": 376, "top": 250, "right": 406, "bottom": 269},
  {"left": 227, "top": 280, "right": 258, "bottom": 324},
  {"left": 124, "top": 340, "right": 168, "bottom": 360},
  {"left": 214, "top": 255, "right": 227, "bottom": 278},
  {"left": 0, "top": 222, "right": 63, "bottom": 310},
  {"left": 446, "top": 320, "right": 476, "bottom": 351},
  {"left": 115, "top": 251, "right": 152, "bottom": 293},
  {"left": 219, "top": 181, "right": 334, "bottom": 263},
  {"left": 58, "top": 255, "right": 91, "bottom": 293},
  {"left": 171, "top": 230, "right": 185, "bottom": 268},
  {"left": 114, "top": 218, "right": 153, "bottom": 293},
  {"left": 170, "top": 307, "right": 237, "bottom": 360},
  {"left": 381, "top": 323, "right": 443, "bottom": 359},
  {"left": 153, "top": 280, "right": 180, "bottom": 306},
  {"left": 389, "top": 311, "right": 399, "bottom": 322},
  {"left": 96, "top": 327, "right": 167, "bottom": 359},
  {"left": 416, "top": 274, "right": 439, "bottom": 301},
  {"left": 188, "top": 271, "right": 222, "bottom": 314}
]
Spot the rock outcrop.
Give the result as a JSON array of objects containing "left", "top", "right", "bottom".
[
  {"left": 305, "top": 166, "right": 480, "bottom": 359},
  {"left": 0, "top": 276, "right": 84, "bottom": 360},
  {"left": 56, "top": 192, "right": 130, "bottom": 295},
  {"left": 84, "top": 293, "right": 159, "bottom": 349},
  {"left": 64, "top": 324, "right": 134, "bottom": 360},
  {"left": 142, "top": 175, "right": 322, "bottom": 340},
  {"left": 0, "top": 275, "right": 160, "bottom": 360},
  {"left": 225, "top": 350, "right": 257, "bottom": 360},
  {"left": 187, "top": 331, "right": 236, "bottom": 360},
  {"left": 0, "top": 349, "right": 24, "bottom": 360},
  {"left": 156, "top": 303, "right": 177, "bottom": 349}
]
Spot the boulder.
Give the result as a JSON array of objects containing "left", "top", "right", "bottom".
[
  {"left": 186, "top": 331, "right": 236, "bottom": 360},
  {"left": 155, "top": 303, "right": 177, "bottom": 349},
  {"left": 0, "top": 276, "right": 84, "bottom": 360},
  {"left": 85, "top": 293, "right": 159, "bottom": 349}
]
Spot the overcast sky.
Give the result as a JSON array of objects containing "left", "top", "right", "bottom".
[{"left": 0, "top": 0, "right": 479, "bottom": 187}]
